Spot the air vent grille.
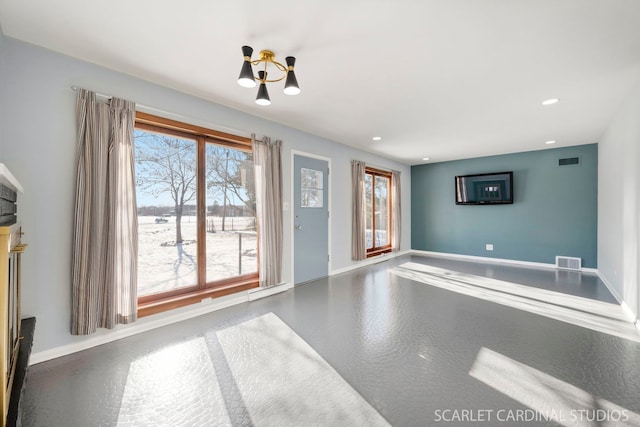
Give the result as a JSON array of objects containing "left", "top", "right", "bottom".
[
  {"left": 558, "top": 157, "right": 580, "bottom": 166},
  {"left": 556, "top": 256, "right": 582, "bottom": 271}
]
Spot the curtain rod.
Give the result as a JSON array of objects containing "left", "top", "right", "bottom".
[
  {"left": 352, "top": 159, "right": 400, "bottom": 175},
  {"left": 72, "top": 85, "right": 154, "bottom": 112},
  {"left": 70, "top": 86, "right": 252, "bottom": 139}
]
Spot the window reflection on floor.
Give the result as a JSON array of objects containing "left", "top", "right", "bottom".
[
  {"left": 392, "top": 262, "right": 640, "bottom": 342},
  {"left": 469, "top": 347, "right": 640, "bottom": 426}
]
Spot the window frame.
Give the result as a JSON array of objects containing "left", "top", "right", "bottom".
[
  {"left": 135, "top": 112, "right": 258, "bottom": 317},
  {"left": 365, "top": 166, "right": 393, "bottom": 258}
]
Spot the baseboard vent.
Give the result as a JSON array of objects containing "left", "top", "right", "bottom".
[{"left": 556, "top": 256, "right": 582, "bottom": 271}]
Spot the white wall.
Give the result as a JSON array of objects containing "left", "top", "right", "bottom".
[
  {"left": 0, "top": 37, "right": 411, "bottom": 355},
  {"left": 598, "top": 80, "right": 640, "bottom": 319}
]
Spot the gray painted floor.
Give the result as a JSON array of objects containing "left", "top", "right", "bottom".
[
  {"left": 21, "top": 255, "right": 640, "bottom": 426},
  {"left": 408, "top": 255, "right": 618, "bottom": 304}
]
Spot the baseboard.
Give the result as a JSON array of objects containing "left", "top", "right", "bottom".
[
  {"left": 29, "top": 250, "right": 622, "bottom": 364},
  {"left": 596, "top": 271, "right": 624, "bottom": 305},
  {"left": 330, "top": 250, "right": 411, "bottom": 276},
  {"left": 29, "top": 292, "right": 249, "bottom": 365},
  {"left": 24, "top": 250, "right": 429, "bottom": 364},
  {"left": 248, "top": 282, "right": 293, "bottom": 301},
  {"left": 411, "top": 250, "right": 598, "bottom": 274},
  {"left": 595, "top": 271, "right": 640, "bottom": 327},
  {"left": 596, "top": 272, "right": 640, "bottom": 328},
  {"left": 410, "top": 250, "right": 639, "bottom": 329},
  {"left": 31, "top": 281, "right": 297, "bottom": 365},
  {"left": 620, "top": 302, "right": 640, "bottom": 325}
]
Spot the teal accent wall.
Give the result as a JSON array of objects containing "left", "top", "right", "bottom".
[{"left": 411, "top": 144, "right": 598, "bottom": 267}]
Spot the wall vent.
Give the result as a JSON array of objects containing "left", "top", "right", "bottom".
[
  {"left": 555, "top": 256, "right": 582, "bottom": 271},
  {"left": 558, "top": 156, "right": 581, "bottom": 166}
]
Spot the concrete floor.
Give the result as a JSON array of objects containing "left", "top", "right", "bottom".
[{"left": 21, "top": 255, "right": 640, "bottom": 426}]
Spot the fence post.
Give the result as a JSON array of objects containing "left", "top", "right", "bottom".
[{"left": 238, "top": 233, "right": 242, "bottom": 275}]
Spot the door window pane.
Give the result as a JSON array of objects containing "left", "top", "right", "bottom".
[
  {"left": 135, "top": 130, "right": 198, "bottom": 296},
  {"left": 301, "top": 168, "right": 323, "bottom": 208}
]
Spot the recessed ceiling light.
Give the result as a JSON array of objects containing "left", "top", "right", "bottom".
[
  {"left": 372, "top": 136, "right": 382, "bottom": 141},
  {"left": 545, "top": 140, "right": 556, "bottom": 145},
  {"left": 422, "top": 157, "right": 430, "bottom": 161},
  {"left": 542, "top": 98, "right": 559, "bottom": 106}
]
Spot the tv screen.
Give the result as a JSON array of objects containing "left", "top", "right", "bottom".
[{"left": 455, "top": 171, "right": 513, "bottom": 205}]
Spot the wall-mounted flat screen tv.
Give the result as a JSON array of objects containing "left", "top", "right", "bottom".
[{"left": 455, "top": 171, "right": 513, "bottom": 205}]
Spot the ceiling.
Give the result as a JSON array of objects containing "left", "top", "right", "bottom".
[{"left": 2, "top": 0, "right": 640, "bottom": 165}]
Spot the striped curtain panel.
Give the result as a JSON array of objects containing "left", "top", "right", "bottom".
[
  {"left": 351, "top": 160, "right": 366, "bottom": 261},
  {"left": 71, "top": 89, "right": 138, "bottom": 335},
  {"left": 253, "top": 135, "right": 283, "bottom": 287},
  {"left": 391, "top": 170, "right": 401, "bottom": 251}
]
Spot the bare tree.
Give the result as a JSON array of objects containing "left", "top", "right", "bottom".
[
  {"left": 135, "top": 132, "right": 196, "bottom": 243},
  {"left": 206, "top": 146, "right": 255, "bottom": 231},
  {"left": 135, "top": 132, "right": 255, "bottom": 238}
]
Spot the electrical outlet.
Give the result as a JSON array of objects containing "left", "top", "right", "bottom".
[{"left": 486, "top": 244, "right": 494, "bottom": 251}]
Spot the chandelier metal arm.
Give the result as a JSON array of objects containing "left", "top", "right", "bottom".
[
  {"left": 250, "top": 59, "right": 287, "bottom": 71},
  {"left": 251, "top": 52, "right": 288, "bottom": 83},
  {"left": 254, "top": 68, "right": 287, "bottom": 83}
]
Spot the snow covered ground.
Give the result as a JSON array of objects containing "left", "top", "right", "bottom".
[{"left": 137, "top": 215, "right": 257, "bottom": 296}]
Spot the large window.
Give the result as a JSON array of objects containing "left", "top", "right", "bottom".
[
  {"left": 365, "top": 167, "right": 392, "bottom": 257},
  {"left": 134, "top": 113, "right": 258, "bottom": 316}
]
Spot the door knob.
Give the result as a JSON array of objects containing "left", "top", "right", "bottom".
[{"left": 295, "top": 224, "right": 303, "bottom": 230}]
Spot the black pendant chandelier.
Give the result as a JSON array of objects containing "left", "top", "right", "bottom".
[{"left": 237, "top": 45, "right": 300, "bottom": 106}]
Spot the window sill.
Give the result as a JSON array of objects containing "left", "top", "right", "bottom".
[
  {"left": 366, "top": 247, "right": 392, "bottom": 258},
  {"left": 138, "top": 278, "right": 259, "bottom": 318}
]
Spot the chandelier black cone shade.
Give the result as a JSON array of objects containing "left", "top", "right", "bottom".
[
  {"left": 255, "top": 71, "right": 271, "bottom": 106},
  {"left": 237, "top": 46, "right": 257, "bottom": 88},
  {"left": 284, "top": 56, "right": 300, "bottom": 95},
  {"left": 237, "top": 46, "right": 300, "bottom": 105}
]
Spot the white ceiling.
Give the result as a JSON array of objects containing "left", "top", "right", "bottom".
[{"left": 2, "top": 0, "right": 640, "bottom": 165}]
